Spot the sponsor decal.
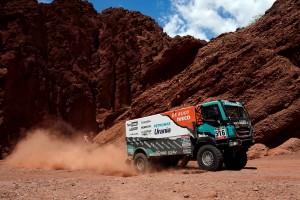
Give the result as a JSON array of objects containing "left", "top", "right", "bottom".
[
  {"left": 127, "top": 121, "right": 138, "bottom": 127},
  {"left": 163, "top": 107, "right": 196, "bottom": 130},
  {"left": 129, "top": 127, "right": 138, "bottom": 131},
  {"left": 171, "top": 109, "right": 192, "bottom": 122},
  {"left": 141, "top": 125, "right": 151, "bottom": 129},
  {"left": 141, "top": 129, "right": 151, "bottom": 136},
  {"left": 182, "top": 143, "right": 191, "bottom": 147},
  {"left": 172, "top": 110, "right": 189, "bottom": 117},
  {"left": 183, "top": 149, "right": 192, "bottom": 154},
  {"left": 177, "top": 115, "right": 191, "bottom": 121},
  {"left": 129, "top": 132, "right": 138, "bottom": 136},
  {"left": 159, "top": 151, "right": 167, "bottom": 155},
  {"left": 149, "top": 152, "right": 160, "bottom": 156},
  {"left": 234, "top": 120, "right": 247, "bottom": 125},
  {"left": 154, "top": 127, "right": 171, "bottom": 135},
  {"left": 141, "top": 120, "right": 151, "bottom": 124},
  {"left": 182, "top": 137, "right": 191, "bottom": 147},
  {"left": 168, "top": 150, "right": 177, "bottom": 155},
  {"left": 154, "top": 122, "right": 171, "bottom": 128}
]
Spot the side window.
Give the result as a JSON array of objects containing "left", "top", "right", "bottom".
[{"left": 201, "top": 105, "right": 221, "bottom": 120}]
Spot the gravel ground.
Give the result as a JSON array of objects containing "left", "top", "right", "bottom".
[{"left": 0, "top": 152, "right": 299, "bottom": 200}]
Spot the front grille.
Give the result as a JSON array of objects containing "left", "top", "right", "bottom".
[{"left": 236, "top": 127, "right": 252, "bottom": 138}]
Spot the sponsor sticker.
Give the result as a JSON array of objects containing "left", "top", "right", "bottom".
[
  {"left": 159, "top": 151, "right": 167, "bottom": 155},
  {"left": 154, "top": 127, "right": 171, "bottom": 135},
  {"left": 129, "top": 127, "right": 138, "bottom": 131},
  {"left": 127, "top": 121, "right": 138, "bottom": 127},
  {"left": 141, "top": 120, "right": 151, "bottom": 124},
  {"left": 182, "top": 143, "right": 191, "bottom": 148},
  {"left": 154, "top": 122, "right": 171, "bottom": 128},
  {"left": 168, "top": 150, "right": 177, "bottom": 155},
  {"left": 141, "top": 129, "right": 151, "bottom": 136},
  {"left": 183, "top": 149, "right": 191, "bottom": 154}
]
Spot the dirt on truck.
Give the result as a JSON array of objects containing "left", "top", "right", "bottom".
[{"left": 126, "top": 100, "right": 255, "bottom": 173}]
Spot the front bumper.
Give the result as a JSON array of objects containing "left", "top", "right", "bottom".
[
  {"left": 228, "top": 138, "right": 254, "bottom": 147},
  {"left": 217, "top": 138, "right": 254, "bottom": 148}
]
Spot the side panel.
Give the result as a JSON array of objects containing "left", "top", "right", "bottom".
[
  {"left": 127, "top": 135, "right": 193, "bottom": 157},
  {"left": 126, "top": 107, "right": 196, "bottom": 157},
  {"left": 125, "top": 106, "right": 196, "bottom": 139}
]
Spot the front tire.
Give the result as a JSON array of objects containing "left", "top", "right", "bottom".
[
  {"left": 224, "top": 149, "right": 247, "bottom": 170},
  {"left": 133, "top": 153, "right": 149, "bottom": 174},
  {"left": 197, "top": 145, "right": 223, "bottom": 171}
]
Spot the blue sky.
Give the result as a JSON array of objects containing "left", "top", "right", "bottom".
[
  {"left": 90, "top": 0, "right": 170, "bottom": 26},
  {"left": 38, "top": 0, "right": 276, "bottom": 41}
]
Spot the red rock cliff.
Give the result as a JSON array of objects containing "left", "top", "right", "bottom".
[{"left": 0, "top": 0, "right": 299, "bottom": 157}]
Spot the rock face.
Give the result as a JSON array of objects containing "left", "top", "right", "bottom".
[
  {"left": 0, "top": 0, "right": 205, "bottom": 157},
  {"left": 0, "top": 0, "right": 299, "bottom": 157}
]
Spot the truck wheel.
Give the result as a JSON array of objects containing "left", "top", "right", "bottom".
[
  {"left": 133, "top": 153, "right": 149, "bottom": 174},
  {"left": 197, "top": 145, "right": 223, "bottom": 171},
  {"left": 224, "top": 150, "right": 247, "bottom": 170}
]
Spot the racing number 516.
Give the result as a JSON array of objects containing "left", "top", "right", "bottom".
[{"left": 215, "top": 129, "right": 226, "bottom": 137}]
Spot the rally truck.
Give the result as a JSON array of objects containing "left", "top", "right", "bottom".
[{"left": 126, "top": 100, "right": 254, "bottom": 173}]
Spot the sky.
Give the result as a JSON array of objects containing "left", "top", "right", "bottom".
[{"left": 38, "top": 0, "right": 276, "bottom": 41}]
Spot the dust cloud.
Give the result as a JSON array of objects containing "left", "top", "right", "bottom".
[{"left": 5, "top": 129, "right": 136, "bottom": 177}]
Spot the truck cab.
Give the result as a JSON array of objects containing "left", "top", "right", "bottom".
[
  {"left": 198, "top": 100, "right": 254, "bottom": 145},
  {"left": 195, "top": 100, "right": 254, "bottom": 170}
]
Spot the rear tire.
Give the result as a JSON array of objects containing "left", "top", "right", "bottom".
[
  {"left": 224, "top": 149, "right": 247, "bottom": 170},
  {"left": 133, "top": 153, "right": 149, "bottom": 174},
  {"left": 197, "top": 145, "right": 223, "bottom": 171}
]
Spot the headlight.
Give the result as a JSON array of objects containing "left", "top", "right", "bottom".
[{"left": 229, "top": 140, "right": 241, "bottom": 146}]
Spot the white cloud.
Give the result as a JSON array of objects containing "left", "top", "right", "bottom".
[{"left": 162, "top": 0, "right": 276, "bottom": 40}]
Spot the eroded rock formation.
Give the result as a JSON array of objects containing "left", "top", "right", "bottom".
[{"left": 0, "top": 0, "right": 299, "bottom": 157}]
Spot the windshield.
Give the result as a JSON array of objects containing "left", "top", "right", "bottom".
[{"left": 224, "top": 105, "right": 249, "bottom": 119}]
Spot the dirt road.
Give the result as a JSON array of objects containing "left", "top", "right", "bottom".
[{"left": 0, "top": 152, "right": 299, "bottom": 200}]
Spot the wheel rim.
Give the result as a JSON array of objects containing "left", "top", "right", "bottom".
[
  {"left": 202, "top": 151, "right": 214, "bottom": 166},
  {"left": 136, "top": 158, "right": 145, "bottom": 171}
]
